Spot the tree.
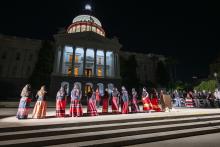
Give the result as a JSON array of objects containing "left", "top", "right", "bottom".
[
  {"left": 120, "top": 55, "right": 139, "bottom": 91},
  {"left": 29, "top": 40, "right": 54, "bottom": 90},
  {"left": 155, "top": 61, "right": 170, "bottom": 87},
  {"left": 194, "top": 80, "right": 217, "bottom": 92}
]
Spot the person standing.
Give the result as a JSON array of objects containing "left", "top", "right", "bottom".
[
  {"left": 87, "top": 88, "right": 98, "bottom": 116},
  {"left": 95, "top": 88, "right": 101, "bottom": 109},
  {"left": 32, "top": 85, "right": 47, "bottom": 119},
  {"left": 102, "top": 88, "right": 109, "bottom": 113},
  {"left": 142, "top": 87, "right": 152, "bottom": 112},
  {"left": 16, "top": 84, "right": 32, "bottom": 119},
  {"left": 173, "top": 90, "right": 181, "bottom": 107},
  {"left": 131, "top": 88, "right": 140, "bottom": 113},
  {"left": 56, "top": 86, "right": 67, "bottom": 117},
  {"left": 121, "top": 86, "right": 129, "bottom": 114},
  {"left": 69, "top": 84, "right": 83, "bottom": 117},
  {"left": 112, "top": 87, "right": 119, "bottom": 113},
  {"left": 151, "top": 88, "right": 161, "bottom": 112}
]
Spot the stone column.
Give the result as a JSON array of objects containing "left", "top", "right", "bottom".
[
  {"left": 83, "top": 48, "right": 87, "bottom": 76},
  {"left": 113, "top": 52, "right": 116, "bottom": 77},
  {"left": 59, "top": 46, "right": 64, "bottom": 74},
  {"left": 72, "top": 46, "right": 75, "bottom": 76},
  {"left": 104, "top": 50, "right": 106, "bottom": 78},
  {"left": 94, "top": 49, "right": 97, "bottom": 77}
]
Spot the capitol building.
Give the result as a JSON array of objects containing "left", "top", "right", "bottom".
[
  {"left": 50, "top": 5, "right": 121, "bottom": 97},
  {"left": 0, "top": 4, "right": 165, "bottom": 99}
]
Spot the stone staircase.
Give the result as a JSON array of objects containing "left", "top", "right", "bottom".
[{"left": 1, "top": 113, "right": 220, "bottom": 146}]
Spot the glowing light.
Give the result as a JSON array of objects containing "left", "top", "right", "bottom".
[{"left": 85, "top": 4, "right": 92, "bottom": 11}]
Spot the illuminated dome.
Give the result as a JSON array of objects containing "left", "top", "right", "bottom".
[{"left": 67, "top": 15, "right": 105, "bottom": 37}]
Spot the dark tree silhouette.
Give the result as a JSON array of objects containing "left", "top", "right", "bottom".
[
  {"left": 29, "top": 40, "right": 54, "bottom": 90},
  {"left": 156, "top": 61, "right": 170, "bottom": 87}
]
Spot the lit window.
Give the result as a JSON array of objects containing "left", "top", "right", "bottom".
[
  {"left": 68, "top": 67, "right": 72, "bottom": 75},
  {"left": 76, "top": 25, "right": 80, "bottom": 32},
  {"left": 75, "top": 55, "right": 79, "bottom": 63},
  {"left": 81, "top": 25, "right": 86, "bottom": 32},
  {"left": 72, "top": 26, "right": 76, "bottom": 32},
  {"left": 74, "top": 67, "right": 79, "bottom": 76},
  {"left": 98, "top": 57, "right": 101, "bottom": 64},
  {"left": 98, "top": 67, "right": 102, "bottom": 77},
  {"left": 69, "top": 55, "right": 73, "bottom": 62},
  {"left": 92, "top": 26, "right": 96, "bottom": 32}
]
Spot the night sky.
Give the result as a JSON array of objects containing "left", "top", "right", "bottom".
[{"left": 0, "top": 0, "right": 219, "bottom": 82}]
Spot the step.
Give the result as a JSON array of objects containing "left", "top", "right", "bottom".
[
  {"left": 1, "top": 114, "right": 220, "bottom": 141},
  {"left": 1, "top": 119, "right": 220, "bottom": 146},
  {"left": 1, "top": 112, "right": 220, "bottom": 133},
  {"left": 50, "top": 126, "right": 220, "bottom": 147}
]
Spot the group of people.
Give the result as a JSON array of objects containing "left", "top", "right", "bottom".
[
  {"left": 16, "top": 84, "right": 47, "bottom": 119},
  {"left": 172, "top": 89, "right": 220, "bottom": 108},
  {"left": 16, "top": 83, "right": 163, "bottom": 120}
]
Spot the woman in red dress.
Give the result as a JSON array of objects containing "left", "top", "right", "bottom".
[
  {"left": 131, "top": 88, "right": 140, "bottom": 113},
  {"left": 151, "top": 88, "right": 161, "bottom": 112},
  {"left": 112, "top": 87, "right": 119, "bottom": 113},
  {"left": 69, "top": 84, "right": 83, "bottom": 117},
  {"left": 56, "top": 86, "right": 67, "bottom": 117},
  {"left": 95, "top": 88, "right": 101, "bottom": 109},
  {"left": 102, "top": 89, "right": 109, "bottom": 113},
  {"left": 121, "top": 86, "right": 129, "bottom": 114},
  {"left": 87, "top": 88, "right": 98, "bottom": 116},
  {"left": 142, "top": 87, "right": 152, "bottom": 112}
]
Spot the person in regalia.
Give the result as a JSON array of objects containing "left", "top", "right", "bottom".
[
  {"left": 112, "top": 87, "right": 119, "bottom": 113},
  {"left": 87, "top": 88, "right": 98, "bottom": 116},
  {"left": 131, "top": 88, "right": 140, "bottom": 113},
  {"left": 151, "top": 88, "right": 161, "bottom": 112},
  {"left": 102, "top": 88, "right": 109, "bottom": 113},
  {"left": 95, "top": 88, "right": 101, "bottom": 109},
  {"left": 121, "top": 86, "right": 129, "bottom": 114},
  {"left": 16, "top": 84, "right": 32, "bottom": 119},
  {"left": 32, "top": 85, "right": 47, "bottom": 119},
  {"left": 56, "top": 86, "right": 67, "bottom": 117},
  {"left": 142, "top": 87, "right": 152, "bottom": 112},
  {"left": 69, "top": 84, "right": 83, "bottom": 117}
]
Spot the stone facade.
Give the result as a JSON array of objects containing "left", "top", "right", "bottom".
[
  {"left": 120, "top": 51, "right": 166, "bottom": 85},
  {"left": 0, "top": 34, "right": 42, "bottom": 98}
]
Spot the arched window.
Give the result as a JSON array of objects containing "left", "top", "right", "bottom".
[
  {"left": 61, "top": 81, "right": 70, "bottom": 96},
  {"left": 74, "top": 47, "right": 84, "bottom": 76},
  {"left": 85, "top": 82, "right": 93, "bottom": 96},
  {"left": 97, "top": 83, "right": 104, "bottom": 96},
  {"left": 96, "top": 50, "right": 104, "bottom": 77}
]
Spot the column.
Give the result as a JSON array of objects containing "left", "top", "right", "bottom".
[
  {"left": 113, "top": 52, "right": 117, "bottom": 77},
  {"left": 104, "top": 50, "right": 106, "bottom": 78},
  {"left": 83, "top": 48, "right": 87, "bottom": 76},
  {"left": 59, "top": 46, "right": 64, "bottom": 74},
  {"left": 72, "top": 46, "right": 75, "bottom": 76},
  {"left": 94, "top": 49, "right": 97, "bottom": 77}
]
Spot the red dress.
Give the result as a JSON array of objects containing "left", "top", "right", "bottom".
[
  {"left": 87, "top": 92, "right": 98, "bottom": 116},
  {"left": 102, "top": 91, "right": 109, "bottom": 113},
  {"left": 142, "top": 91, "right": 152, "bottom": 111}
]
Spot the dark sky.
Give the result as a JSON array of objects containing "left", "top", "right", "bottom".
[{"left": 0, "top": 0, "right": 219, "bottom": 81}]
